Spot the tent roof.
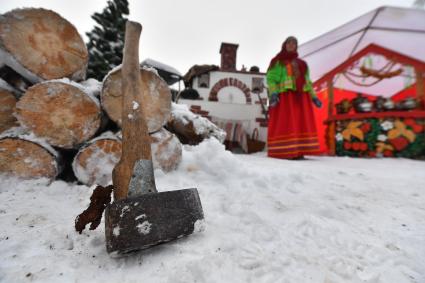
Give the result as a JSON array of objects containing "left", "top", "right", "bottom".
[{"left": 299, "top": 6, "right": 425, "bottom": 96}]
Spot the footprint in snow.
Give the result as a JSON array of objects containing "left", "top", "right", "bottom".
[{"left": 238, "top": 244, "right": 266, "bottom": 270}]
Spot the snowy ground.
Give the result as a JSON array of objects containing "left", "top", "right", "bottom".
[{"left": 1, "top": 138, "right": 424, "bottom": 283}]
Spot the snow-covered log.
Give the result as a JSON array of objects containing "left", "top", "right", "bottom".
[
  {"left": 73, "top": 129, "right": 182, "bottom": 186},
  {"left": 166, "top": 103, "right": 226, "bottom": 145},
  {"left": 101, "top": 67, "right": 171, "bottom": 133},
  {"left": 72, "top": 133, "right": 121, "bottom": 187},
  {"left": 0, "top": 8, "right": 88, "bottom": 83},
  {"left": 0, "top": 129, "right": 60, "bottom": 180},
  {"left": 0, "top": 88, "right": 18, "bottom": 133},
  {"left": 15, "top": 80, "right": 101, "bottom": 149},
  {"left": 151, "top": 128, "right": 182, "bottom": 172}
]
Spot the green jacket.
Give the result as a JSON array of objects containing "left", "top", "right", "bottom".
[{"left": 266, "top": 62, "right": 317, "bottom": 99}]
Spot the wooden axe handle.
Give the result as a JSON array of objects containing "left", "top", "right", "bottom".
[{"left": 112, "top": 21, "right": 152, "bottom": 200}]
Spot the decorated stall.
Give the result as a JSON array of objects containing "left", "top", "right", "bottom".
[{"left": 298, "top": 6, "right": 425, "bottom": 158}]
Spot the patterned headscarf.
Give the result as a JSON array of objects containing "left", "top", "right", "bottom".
[{"left": 268, "top": 36, "right": 308, "bottom": 92}]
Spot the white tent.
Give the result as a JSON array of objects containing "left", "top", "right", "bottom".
[{"left": 299, "top": 6, "right": 425, "bottom": 96}]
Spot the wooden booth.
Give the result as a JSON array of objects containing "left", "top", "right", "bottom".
[
  {"left": 297, "top": 7, "right": 425, "bottom": 158},
  {"left": 315, "top": 44, "right": 425, "bottom": 158}
]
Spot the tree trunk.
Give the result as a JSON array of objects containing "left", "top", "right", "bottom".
[
  {"left": 15, "top": 80, "right": 101, "bottom": 149},
  {"left": 0, "top": 8, "right": 88, "bottom": 83},
  {"left": 151, "top": 128, "right": 182, "bottom": 172},
  {"left": 0, "top": 88, "right": 18, "bottom": 133},
  {"left": 72, "top": 135, "right": 122, "bottom": 187},
  {"left": 101, "top": 67, "right": 171, "bottom": 134},
  {"left": 0, "top": 137, "right": 60, "bottom": 180}
]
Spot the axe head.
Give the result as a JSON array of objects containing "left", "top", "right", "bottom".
[{"left": 105, "top": 188, "right": 204, "bottom": 256}]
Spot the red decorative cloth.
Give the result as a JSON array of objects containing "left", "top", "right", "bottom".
[{"left": 267, "top": 91, "right": 320, "bottom": 159}]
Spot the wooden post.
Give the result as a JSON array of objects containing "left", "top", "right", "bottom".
[
  {"left": 415, "top": 69, "right": 425, "bottom": 110},
  {"left": 327, "top": 79, "right": 336, "bottom": 156}
]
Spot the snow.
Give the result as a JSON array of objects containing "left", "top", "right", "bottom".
[
  {"left": 80, "top": 78, "right": 102, "bottom": 98},
  {"left": 141, "top": 65, "right": 159, "bottom": 76},
  {"left": 0, "top": 78, "right": 19, "bottom": 96},
  {"left": 103, "top": 64, "right": 122, "bottom": 80},
  {"left": 0, "top": 127, "right": 59, "bottom": 159},
  {"left": 141, "top": 58, "right": 183, "bottom": 77},
  {"left": 46, "top": 78, "right": 101, "bottom": 107},
  {"left": 132, "top": 101, "right": 139, "bottom": 110},
  {"left": 112, "top": 226, "right": 120, "bottom": 237},
  {"left": 136, "top": 221, "right": 152, "bottom": 235},
  {"left": 0, "top": 47, "right": 42, "bottom": 84},
  {"left": 83, "top": 131, "right": 119, "bottom": 144},
  {"left": 171, "top": 102, "right": 226, "bottom": 143},
  {"left": 0, "top": 138, "right": 424, "bottom": 283},
  {"left": 135, "top": 214, "right": 146, "bottom": 221}
]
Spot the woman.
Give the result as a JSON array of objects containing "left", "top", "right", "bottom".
[{"left": 266, "top": 36, "right": 322, "bottom": 159}]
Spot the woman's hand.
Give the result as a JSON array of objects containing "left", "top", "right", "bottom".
[
  {"left": 269, "top": 93, "right": 280, "bottom": 108},
  {"left": 312, "top": 97, "right": 322, "bottom": 108}
]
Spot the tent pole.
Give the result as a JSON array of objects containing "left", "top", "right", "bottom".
[
  {"left": 327, "top": 79, "right": 336, "bottom": 156},
  {"left": 415, "top": 69, "right": 425, "bottom": 110}
]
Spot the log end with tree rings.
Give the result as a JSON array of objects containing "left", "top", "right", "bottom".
[
  {"left": 101, "top": 68, "right": 171, "bottom": 133},
  {"left": 73, "top": 137, "right": 122, "bottom": 187},
  {"left": 0, "top": 8, "right": 88, "bottom": 82},
  {"left": 0, "top": 88, "right": 18, "bottom": 133},
  {"left": 15, "top": 81, "right": 101, "bottom": 149},
  {"left": 0, "top": 137, "right": 59, "bottom": 180}
]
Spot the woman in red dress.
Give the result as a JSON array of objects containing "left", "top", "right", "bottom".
[{"left": 266, "top": 36, "right": 322, "bottom": 159}]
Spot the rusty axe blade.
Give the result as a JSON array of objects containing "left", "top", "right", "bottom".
[{"left": 104, "top": 21, "right": 204, "bottom": 256}]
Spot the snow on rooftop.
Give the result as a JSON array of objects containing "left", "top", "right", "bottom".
[{"left": 141, "top": 58, "right": 182, "bottom": 77}]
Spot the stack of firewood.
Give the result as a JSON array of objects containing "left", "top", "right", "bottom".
[{"left": 0, "top": 8, "right": 225, "bottom": 185}]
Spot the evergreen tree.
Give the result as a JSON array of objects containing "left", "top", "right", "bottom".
[
  {"left": 413, "top": 0, "right": 425, "bottom": 8},
  {"left": 86, "top": 0, "right": 129, "bottom": 80}
]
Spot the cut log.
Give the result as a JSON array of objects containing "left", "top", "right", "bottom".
[
  {"left": 151, "top": 128, "right": 182, "bottom": 172},
  {"left": 0, "top": 136, "right": 60, "bottom": 180},
  {"left": 0, "top": 88, "right": 18, "bottom": 133},
  {"left": 15, "top": 80, "right": 101, "bottom": 149},
  {"left": 101, "top": 67, "right": 171, "bottom": 133},
  {"left": 73, "top": 129, "right": 182, "bottom": 186},
  {"left": 0, "top": 8, "right": 88, "bottom": 83},
  {"left": 166, "top": 103, "right": 226, "bottom": 145},
  {"left": 73, "top": 134, "right": 122, "bottom": 187}
]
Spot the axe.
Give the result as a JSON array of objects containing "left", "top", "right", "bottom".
[{"left": 104, "top": 21, "right": 204, "bottom": 256}]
